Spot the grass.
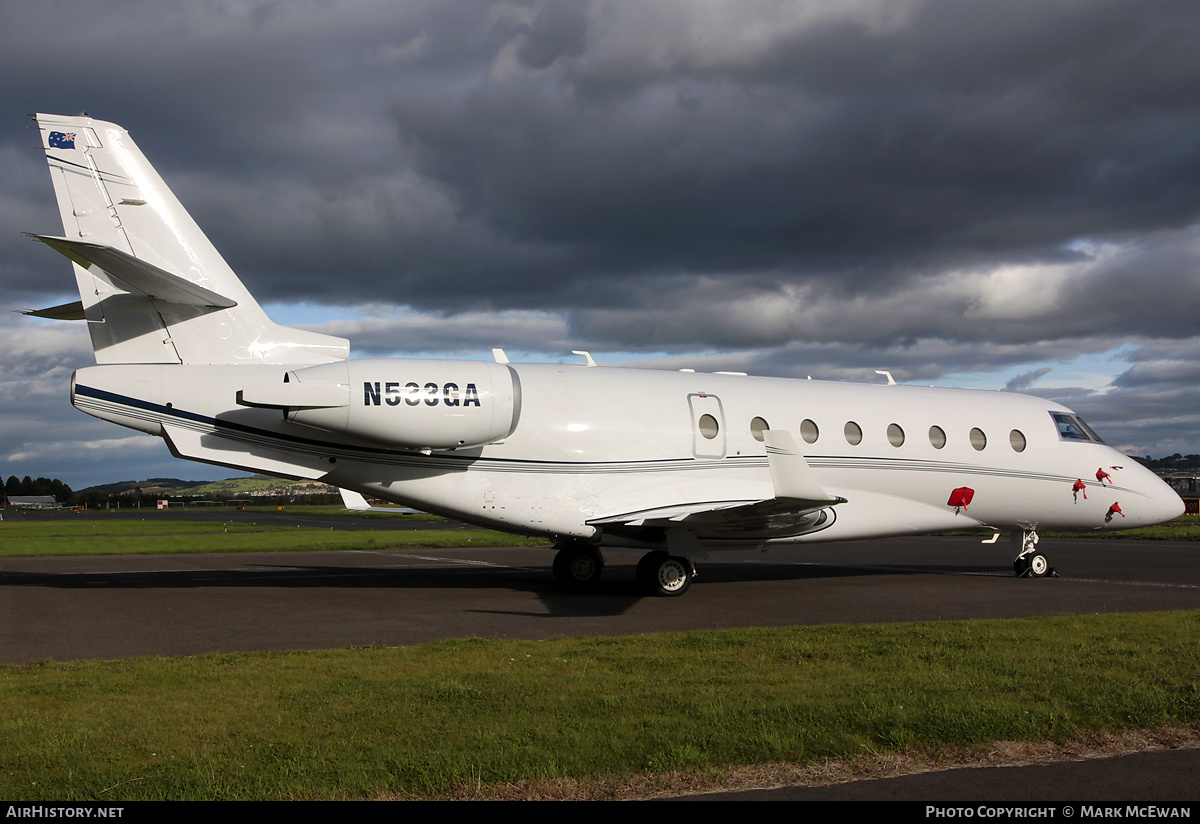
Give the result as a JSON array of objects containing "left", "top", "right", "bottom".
[
  {"left": 1047, "top": 517, "right": 1200, "bottom": 540},
  {"left": 0, "top": 518, "right": 544, "bottom": 558},
  {"left": 0, "top": 612, "right": 1196, "bottom": 800}
]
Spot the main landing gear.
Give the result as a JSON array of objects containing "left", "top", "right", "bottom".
[
  {"left": 551, "top": 544, "right": 696, "bottom": 596},
  {"left": 1010, "top": 530, "right": 1058, "bottom": 578},
  {"left": 635, "top": 552, "right": 694, "bottom": 597},
  {"left": 552, "top": 543, "right": 605, "bottom": 588}
]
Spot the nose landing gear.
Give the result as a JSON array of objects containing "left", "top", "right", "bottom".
[{"left": 1010, "top": 530, "right": 1059, "bottom": 578}]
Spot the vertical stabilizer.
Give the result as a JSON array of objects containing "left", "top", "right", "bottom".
[{"left": 32, "top": 114, "right": 348, "bottom": 366}]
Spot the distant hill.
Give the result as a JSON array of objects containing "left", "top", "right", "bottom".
[
  {"left": 78, "top": 475, "right": 336, "bottom": 499},
  {"left": 176, "top": 477, "right": 336, "bottom": 497},
  {"left": 77, "top": 478, "right": 222, "bottom": 495}
]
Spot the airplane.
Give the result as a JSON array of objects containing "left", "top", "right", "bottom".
[{"left": 24, "top": 114, "right": 1186, "bottom": 596}]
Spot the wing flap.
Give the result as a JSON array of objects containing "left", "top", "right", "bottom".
[
  {"left": 589, "top": 429, "right": 845, "bottom": 540},
  {"left": 589, "top": 499, "right": 768, "bottom": 527}
]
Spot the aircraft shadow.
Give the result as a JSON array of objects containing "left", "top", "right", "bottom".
[
  {"left": 0, "top": 556, "right": 1034, "bottom": 636},
  {"left": 0, "top": 558, "right": 1009, "bottom": 596}
]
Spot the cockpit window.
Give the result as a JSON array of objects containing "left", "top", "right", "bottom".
[
  {"left": 1051, "top": 412, "right": 1105, "bottom": 444},
  {"left": 1075, "top": 417, "right": 1105, "bottom": 443}
]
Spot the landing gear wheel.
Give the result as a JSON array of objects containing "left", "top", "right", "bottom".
[
  {"left": 1014, "top": 553, "right": 1051, "bottom": 578},
  {"left": 638, "top": 552, "right": 693, "bottom": 597},
  {"left": 553, "top": 545, "right": 603, "bottom": 588}
]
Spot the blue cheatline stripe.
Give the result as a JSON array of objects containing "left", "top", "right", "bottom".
[{"left": 71, "top": 383, "right": 1148, "bottom": 494}]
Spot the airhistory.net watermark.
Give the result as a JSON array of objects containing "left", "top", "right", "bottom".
[{"left": 5, "top": 808, "right": 123, "bottom": 819}]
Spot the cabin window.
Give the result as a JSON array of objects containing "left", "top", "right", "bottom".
[
  {"left": 929, "top": 425, "right": 946, "bottom": 449},
  {"left": 698, "top": 414, "right": 720, "bottom": 439},
  {"left": 750, "top": 417, "right": 769, "bottom": 442},
  {"left": 800, "top": 419, "right": 819, "bottom": 444},
  {"left": 970, "top": 427, "right": 987, "bottom": 451},
  {"left": 1010, "top": 429, "right": 1027, "bottom": 452},
  {"left": 844, "top": 421, "right": 862, "bottom": 445},
  {"left": 887, "top": 423, "right": 905, "bottom": 447}
]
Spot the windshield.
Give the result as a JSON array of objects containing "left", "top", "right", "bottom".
[{"left": 1051, "top": 412, "right": 1106, "bottom": 444}]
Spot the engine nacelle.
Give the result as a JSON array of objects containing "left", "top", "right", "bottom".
[{"left": 246, "top": 359, "right": 521, "bottom": 450}]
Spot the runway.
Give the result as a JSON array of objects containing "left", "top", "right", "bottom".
[
  {"left": 2, "top": 514, "right": 1198, "bottom": 801},
  {"left": 2, "top": 524, "right": 1197, "bottom": 663}
]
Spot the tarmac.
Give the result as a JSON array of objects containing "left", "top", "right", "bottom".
[{"left": 2, "top": 508, "right": 1197, "bottom": 802}]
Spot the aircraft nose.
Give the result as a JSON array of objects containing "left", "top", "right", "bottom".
[
  {"left": 1133, "top": 470, "right": 1185, "bottom": 525},
  {"left": 1154, "top": 486, "right": 1186, "bottom": 523}
]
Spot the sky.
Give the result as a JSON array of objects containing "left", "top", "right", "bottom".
[{"left": 2, "top": 0, "right": 1200, "bottom": 490}]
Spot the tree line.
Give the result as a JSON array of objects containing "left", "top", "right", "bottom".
[{"left": 4, "top": 475, "right": 74, "bottom": 503}]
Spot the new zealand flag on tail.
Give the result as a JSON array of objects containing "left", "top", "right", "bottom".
[{"left": 48, "top": 131, "right": 76, "bottom": 149}]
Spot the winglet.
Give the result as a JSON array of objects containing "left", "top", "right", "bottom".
[
  {"left": 339, "top": 488, "right": 421, "bottom": 514},
  {"left": 339, "top": 488, "right": 371, "bottom": 510},
  {"left": 763, "top": 430, "right": 843, "bottom": 506}
]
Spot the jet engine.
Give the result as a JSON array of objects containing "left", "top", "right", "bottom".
[{"left": 238, "top": 359, "right": 521, "bottom": 450}]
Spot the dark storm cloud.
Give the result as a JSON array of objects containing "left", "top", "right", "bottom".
[
  {"left": 3, "top": 0, "right": 1200, "bottom": 479},
  {"left": 377, "top": 0, "right": 1200, "bottom": 311},
  {"left": 5, "top": 0, "right": 1198, "bottom": 317},
  {"left": 7, "top": 0, "right": 1194, "bottom": 314}
]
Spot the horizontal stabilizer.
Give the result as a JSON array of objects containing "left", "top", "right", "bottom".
[
  {"left": 20, "top": 300, "right": 86, "bottom": 320},
  {"left": 27, "top": 234, "right": 237, "bottom": 309}
]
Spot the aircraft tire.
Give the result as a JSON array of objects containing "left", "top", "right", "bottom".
[
  {"left": 553, "top": 545, "right": 603, "bottom": 588},
  {"left": 643, "top": 554, "right": 692, "bottom": 597},
  {"left": 1027, "top": 553, "right": 1050, "bottom": 577},
  {"left": 1014, "top": 553, "right": 1050, "bottom": 578}
]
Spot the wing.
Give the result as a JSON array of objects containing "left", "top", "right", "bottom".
[{"left": 589, "top": 430, "right": 846, "bottom": 540}]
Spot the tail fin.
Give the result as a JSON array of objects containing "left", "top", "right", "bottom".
[{"left": 30, "top": 114, "right": 348, "bottom": 366}]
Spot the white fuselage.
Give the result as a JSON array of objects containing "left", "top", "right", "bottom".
[{"left": 71, "top": 360, "right": 1185, "bottom": 548}]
